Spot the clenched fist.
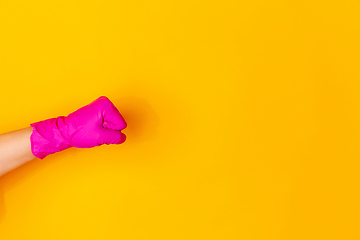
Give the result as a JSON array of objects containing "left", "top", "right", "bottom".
[{"left": 30, "top": 96, "right": 127, "bottom": 159}]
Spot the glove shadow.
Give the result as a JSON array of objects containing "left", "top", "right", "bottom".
[{"left": 112, "top": 96, "right": 160, "bottom": 145}]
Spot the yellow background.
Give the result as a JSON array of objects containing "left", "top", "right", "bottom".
[{"left": 1, "top": 0, "right": 360, "bottom": 239}]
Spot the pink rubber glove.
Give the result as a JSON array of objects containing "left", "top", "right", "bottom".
[{"left": 30, "top": 96, "right": 127, "bottom": 159}]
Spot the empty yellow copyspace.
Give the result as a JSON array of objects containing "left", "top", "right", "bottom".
[{"left": 1, "top": 0, "right": 360, "bottom": 239}]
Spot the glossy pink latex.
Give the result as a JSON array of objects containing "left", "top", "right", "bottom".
[{"left": 30, "top": 96, "right": 127, "bottom": 159}]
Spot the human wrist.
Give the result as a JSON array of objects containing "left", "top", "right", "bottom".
[{"left": 30, "top": 116, "right": 73, "bottom": 159}]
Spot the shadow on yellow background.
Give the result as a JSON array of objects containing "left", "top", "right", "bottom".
[
  {"left": 115, "top": 96, "right": 160, "bottom": 144},
  {"left": 0, "top": 186, "right": 4, "bottom": 222}
]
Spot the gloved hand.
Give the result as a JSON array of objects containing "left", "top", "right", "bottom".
[{"left": 30, "top": 96, "right": 127, "bottom": 159}]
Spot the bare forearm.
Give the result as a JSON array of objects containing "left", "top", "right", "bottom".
[{"left": 0, "top": 127, "right": 36, "bottom": 176}]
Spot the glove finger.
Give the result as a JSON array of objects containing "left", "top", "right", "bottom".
[
  {"left": 99, "top": 128, "right": 126, "bottom": 145},
  {"left": 100, "top": 97, "right": 127, "bottom": 131}
]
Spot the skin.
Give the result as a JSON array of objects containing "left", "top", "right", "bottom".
[{"left": 0, "top": 127, "right": 36, "bottom": 177}]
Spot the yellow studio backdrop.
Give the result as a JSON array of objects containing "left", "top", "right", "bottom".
[{"left": 1, "top": 0, "right": 360, "bottom": 239}]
